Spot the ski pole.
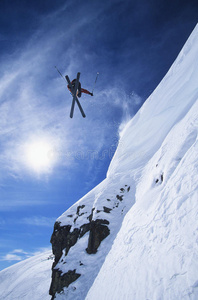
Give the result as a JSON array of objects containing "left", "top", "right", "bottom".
[
  {"left": 92, "top": 72, "right": 99, "bottom": 94},
  {"left": 54, "top": 66, "right": 65, "bottom": 81}
]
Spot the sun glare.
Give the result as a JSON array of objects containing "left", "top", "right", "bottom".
[{"left": 24, "top": 139, "right": 56, "bottom": 174}]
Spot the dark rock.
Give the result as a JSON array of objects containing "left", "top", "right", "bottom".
[
  {"left": 50, "top": 222, "right": 72, "bottom": 264},
  {"left": 65, "top": 228, "right": 81, "bottom": 255},
  {"left": 74, "top": 216, "right": 78, "bottom": 223},
  {"left": 113, "top": 201, "right": 119, "bottom": 208},
  {"left": 155, "top": 173, "right": 164, "bottom": 184},
  {"left": 127, "top": 186, "right": 131, "bottom": 192},
  {"left": 50, "top": 222, "right": 81, "bottom": 267},
  {"left": 50, "top": 222, "right": 85, "bottom": 299},
  {"left": 86, "top": 219, "right": 110, "bottom": 254},
  {"left": 50, "top": 212, "right": 110, "bottom": 298},
  {"left": 161, "top": 173, "right": 164, "bottom": 182},
  {"left": 49, "top": 269, "right": 81, "bottom": 299},
  {"left": 116, "top": 195, "right": 123, "bottom": 201},
  {"left": 67, "top": 214, "right": 73, "bottom": 218},
  {"left": 103, "top": 206, "right": 112, "bottom": 213},
  {"left": 120, "top": 188, "right": 125, "bottom": 193},
  {"left": 87, "top": 207, "right": 95, "bottom": 222},
  {"left": 79, "top": 223, "right": 91, "bottom": 238},
  {"left": 76, "top": 205, "right": 85, "bottom": 216}
]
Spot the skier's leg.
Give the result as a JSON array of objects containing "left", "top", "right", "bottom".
[{"left": 81, "top": 88, "right": 92, "bottom": 95}]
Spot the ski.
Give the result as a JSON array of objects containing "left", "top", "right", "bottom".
[
  {"left": 66, "top": 72, "right": 86, "bottom": 118},
  {"left": 75, "top": 97, "right": 86, "bottom": 118},
  {"left": 66, "top": 74, "right": 78, "bottom": 118}
]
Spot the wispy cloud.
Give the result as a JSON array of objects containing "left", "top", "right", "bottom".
[
  {"left": 21, "top": 216, "right": 56, "bottom": 227},
  {"left": 1, "top": 249, "right": 29, "bottom": 262},
  {"left": 12, "top": 249, "right": 28, "bottom": 254},
  {"left": 0, "top": 23, "right": 109, "bottom": 181},
  {"left": 0, "top": 0, "right": 145, "bottom": 186},
  {"left": 31, "top": 247, "right": 52, "bottom": 257},
  {"left": 2, "top": 253, "right": 23, "bottom": 262},
  {"left": 0, "top": 197, "right": 54, "bottom": 212},
  {"left": 1, "top": 247, "right": 52, "bottom": 262}
]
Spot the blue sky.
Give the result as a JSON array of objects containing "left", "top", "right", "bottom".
[{"left": 0, "top": 0, "right": 198, "bottom": 270}]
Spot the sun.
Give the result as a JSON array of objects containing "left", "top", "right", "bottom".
[{"left": 24, "top": 139, "right": 56, "bottom": 174}]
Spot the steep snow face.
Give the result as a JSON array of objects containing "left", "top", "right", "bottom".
[
  {"left": 50, "top": 25, "right": 198, "bottom": 300},
  {"left": 86, "top": 25, "right": 198, "bottom": 300},
  {"left": 0, "top": 251, "right": 52, "bottom": 300},
  {"left": 107, "top": 24, "right": 198, "bottom": 177}
]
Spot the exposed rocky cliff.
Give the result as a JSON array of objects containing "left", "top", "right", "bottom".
[{"left": 49, "top": 181, "right": 132, "bottom": 299}]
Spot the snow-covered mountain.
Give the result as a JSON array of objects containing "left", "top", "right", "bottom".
[
  {"left": 0, "top": 250, "right": 52, "bottom": 300},
  {"left": 1, "top": 24, "right": 198, "bottom": 300},
  {"left": 86, "top": 24, "right": 198, "bottom": 299}
]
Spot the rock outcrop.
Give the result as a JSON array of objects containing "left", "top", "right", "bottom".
[
  {"left": 49, "top": 182, "right": 132, "bottom": 299},
  {"left": 49, "top": 217, "right": 110, "bottom": 298}
]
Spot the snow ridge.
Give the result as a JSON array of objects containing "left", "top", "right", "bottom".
[{"left": 86, "top": 24, "right": 198, "bottom": 300}]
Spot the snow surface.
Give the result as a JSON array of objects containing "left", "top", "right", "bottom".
[
  {"left": 86, "top": 24, "right": 198, "bottom": 300},
  {"left": 0, "top": 24, "right": 198, "bottom": 300},
  {"left": 0, "top": 251, "right": 52, "bottom": 300}
]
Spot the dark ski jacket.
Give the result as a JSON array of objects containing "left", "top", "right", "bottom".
[{"left": 67, "top": 79, "right": 93, "bottom": 97}]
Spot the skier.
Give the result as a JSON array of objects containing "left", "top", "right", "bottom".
[{"left": 67, "top": 79, "right": 93, "bottom": 98}]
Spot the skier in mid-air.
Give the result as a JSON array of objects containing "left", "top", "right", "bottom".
[{"left": 67, "top": 79, "right": 93, "bottom": 98}]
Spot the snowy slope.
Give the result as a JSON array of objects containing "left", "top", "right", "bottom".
[
  {"left": 0, "top": 250, "right": 52, "bottom": 300},
  {"left": 50, "top": 24, "right": 198, "bottom": 300},
  {"left": 86, "top": 25, "right": 198, "bottom": 300}
]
